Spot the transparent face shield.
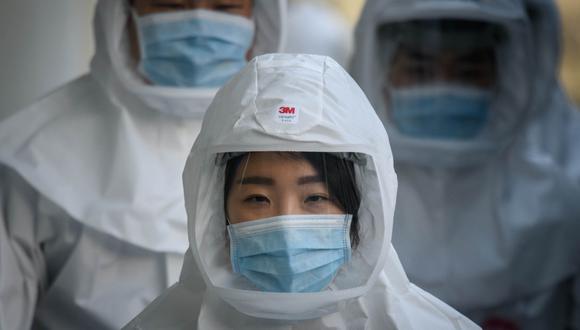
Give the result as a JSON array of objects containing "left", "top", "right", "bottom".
[
  {"left": 381, "top": 19, "right": 506, "bottom": 140},
  {"left": 185, "top": 144, "right": 388, "bottom": 299},
  {"left": 219, "top": 151, "right": 361, "bottom": 293},
  {"left": 181, "top": 143, "right": 393, "bottom": 318}
]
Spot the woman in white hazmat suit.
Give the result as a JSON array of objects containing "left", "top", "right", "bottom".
[
  {"left": 0, "top": 0, "right": 286, "bottom": 329},
  {"left": 350, "top": 0, "right": 580, "bottom": 328},
  {"left": 123, "top": 53, "right": 480, "bottom": 329}
]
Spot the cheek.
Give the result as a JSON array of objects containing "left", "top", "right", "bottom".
[
  {"left": 225, "top": 196, "right": 242, "bottom": 223},
  {"left": 388, "top": 67, "right": 405, "bottom": 86},
  {"left": 329, "top": 203, "right": 346, "bottom": 214},
  {"left": 308, "top": 202, "right": 344, "bottom": 215},
  {"left": 240, "top": 3, "right": 253, "bottom": 18},
  {"left": 226, "top": 197, "right": 272, "bottom": 224},
  {"left": 225, "top": 193, "right": 240, "bottom": 222},
  {"left": 476, "top": 71, "right": 496, "bottom": 88}
]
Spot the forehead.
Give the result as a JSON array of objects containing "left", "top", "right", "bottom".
[
  {"left": 382, "top": 18, "right": 503, "bottom": 52},
  {"left": 234, "top": 152, "right": 319, "bottom": 178},
  {"left": 132, "top": 0, "right": 251, "bottom": 6},
  {"left": 131, "top": 0, "right": 253, "bottom": 16},
  {"left": 395, "top": 44, "right": 495, "bottom": 61}
]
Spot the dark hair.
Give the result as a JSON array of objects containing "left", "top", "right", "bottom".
[{"left": 223, "top": 152, "right": 361, "bottom": 248}]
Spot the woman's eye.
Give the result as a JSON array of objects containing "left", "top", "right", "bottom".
[
  {"left": 151, "top": 0, "right": 185, "bottom": 5},
  {"left": 215, "top": 4, "right": 242, "bottom": 11},
  {"left": 305, "top": 194, "right": 329, "bottom": 203},
  {"left": 402, "top": 64, "right": 436, "bottom": 81},
  {"left": 244, "top": 195, "right": 270, "bottom": 204},
  {"left": 455, "top": 67, "right": 492, "bottom": 82}
]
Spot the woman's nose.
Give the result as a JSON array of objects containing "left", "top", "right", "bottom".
[{"left": 276, "top": 196, "right": 302, "bottom": 216}]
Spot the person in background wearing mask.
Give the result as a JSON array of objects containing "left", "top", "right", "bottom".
[
  {"left": 122, "top": 53, "right": 479, "bottom": 330},
  {"left": 350, "top": 0, "right": 580, "bottom": 329},
  {"left": 0, "top": 0, "right": 285, "bottom": 329}
]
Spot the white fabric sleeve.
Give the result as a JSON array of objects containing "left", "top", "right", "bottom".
[{"left": 0, "top": 168, "right": 47, "bottom": 330}]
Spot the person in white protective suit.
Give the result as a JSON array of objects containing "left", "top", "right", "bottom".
[
  {"left": 0, "top": 0, "right": 286, "bottom": 329},
  {"left": 122, "top": 53, "right": 480, "bottom": 330},
  {"left": 350, "top": 0, "right": 580, "bottom": 328}
]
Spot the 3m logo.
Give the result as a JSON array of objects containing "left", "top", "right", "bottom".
[
  {"left": 275, "top": 105, "right": 299, "bottom": 124},
  {"left": 278, "top": 106, "right": 296, "bottom": 114}
]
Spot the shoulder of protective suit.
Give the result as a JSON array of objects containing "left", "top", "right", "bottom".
[
  {"left": 0, "top": 74, "right": 110, "bottom": 173},
  {"left": 1, "top": 74, "right": 107, "bottom": 126},
  {"left": 516, "top": 88, "right": 580, "bottom": 186}
]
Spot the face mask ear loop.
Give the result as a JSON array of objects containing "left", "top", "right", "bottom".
[{"left": 226, "top": 152, "right": 252, "bottom": 226}]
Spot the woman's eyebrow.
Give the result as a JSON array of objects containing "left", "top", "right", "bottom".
[
  {"left": 236, "top": 176, "right": 274, "bottom": 185},
  {"left": 151, "top": 0, "right": 186, "bottom": 4},
  {"left": 297, "top": 175, "right": 323, "bottom": 185}
]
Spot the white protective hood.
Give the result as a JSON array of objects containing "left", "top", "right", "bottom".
[
  {"left": 350, "top": 0, "right": 535, "bottom": 168},
  {"left": 91, "top": 0, "right": 287, "bottom": 118},
  {"left": 124, "top": 54, "right": 479, "bottom": 329},
  {"left": 0, "top": 0, "right": 286, "bottom": 253},
  {"left": 350, "top": 0, "right": 580, "bottom": 317}
]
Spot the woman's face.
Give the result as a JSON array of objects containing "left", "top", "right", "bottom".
[{"left": 226, "top": 152, "right": 344, "bottom": 224}]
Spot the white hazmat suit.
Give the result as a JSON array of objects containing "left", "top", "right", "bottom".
[
  {"left": 123, "top": 53, "right": 480, "bottom": 329},
  {"left": 0, "top": 0, "right": 286, "bottom": 329},
  {"left": 350, "top": 0, "right": 580, "bottom": 328}
]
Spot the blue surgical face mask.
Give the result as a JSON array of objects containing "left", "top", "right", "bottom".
[
  {"left": 390, "top": 85, "right": 492, "bottom": 139},
  {"left": 133, "top": 9, "right": 255, "bottom": 88},
  {"left": 227, "top": 214, "right": 352, "bottom": 293}
]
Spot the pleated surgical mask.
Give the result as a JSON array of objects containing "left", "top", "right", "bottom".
[
  {"left": 227, "top": 214, "right": 352, "bottom": 293},
  {"left": 133, "top": 9, "right": 255, "bottom": 87},
  {"left": 390, "top": 84, "right": 491, "bottom": 139}
]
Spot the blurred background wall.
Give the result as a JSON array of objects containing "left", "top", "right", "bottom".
[{"left": 0, "top": 0, "right": 96, "bottom": 120}]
